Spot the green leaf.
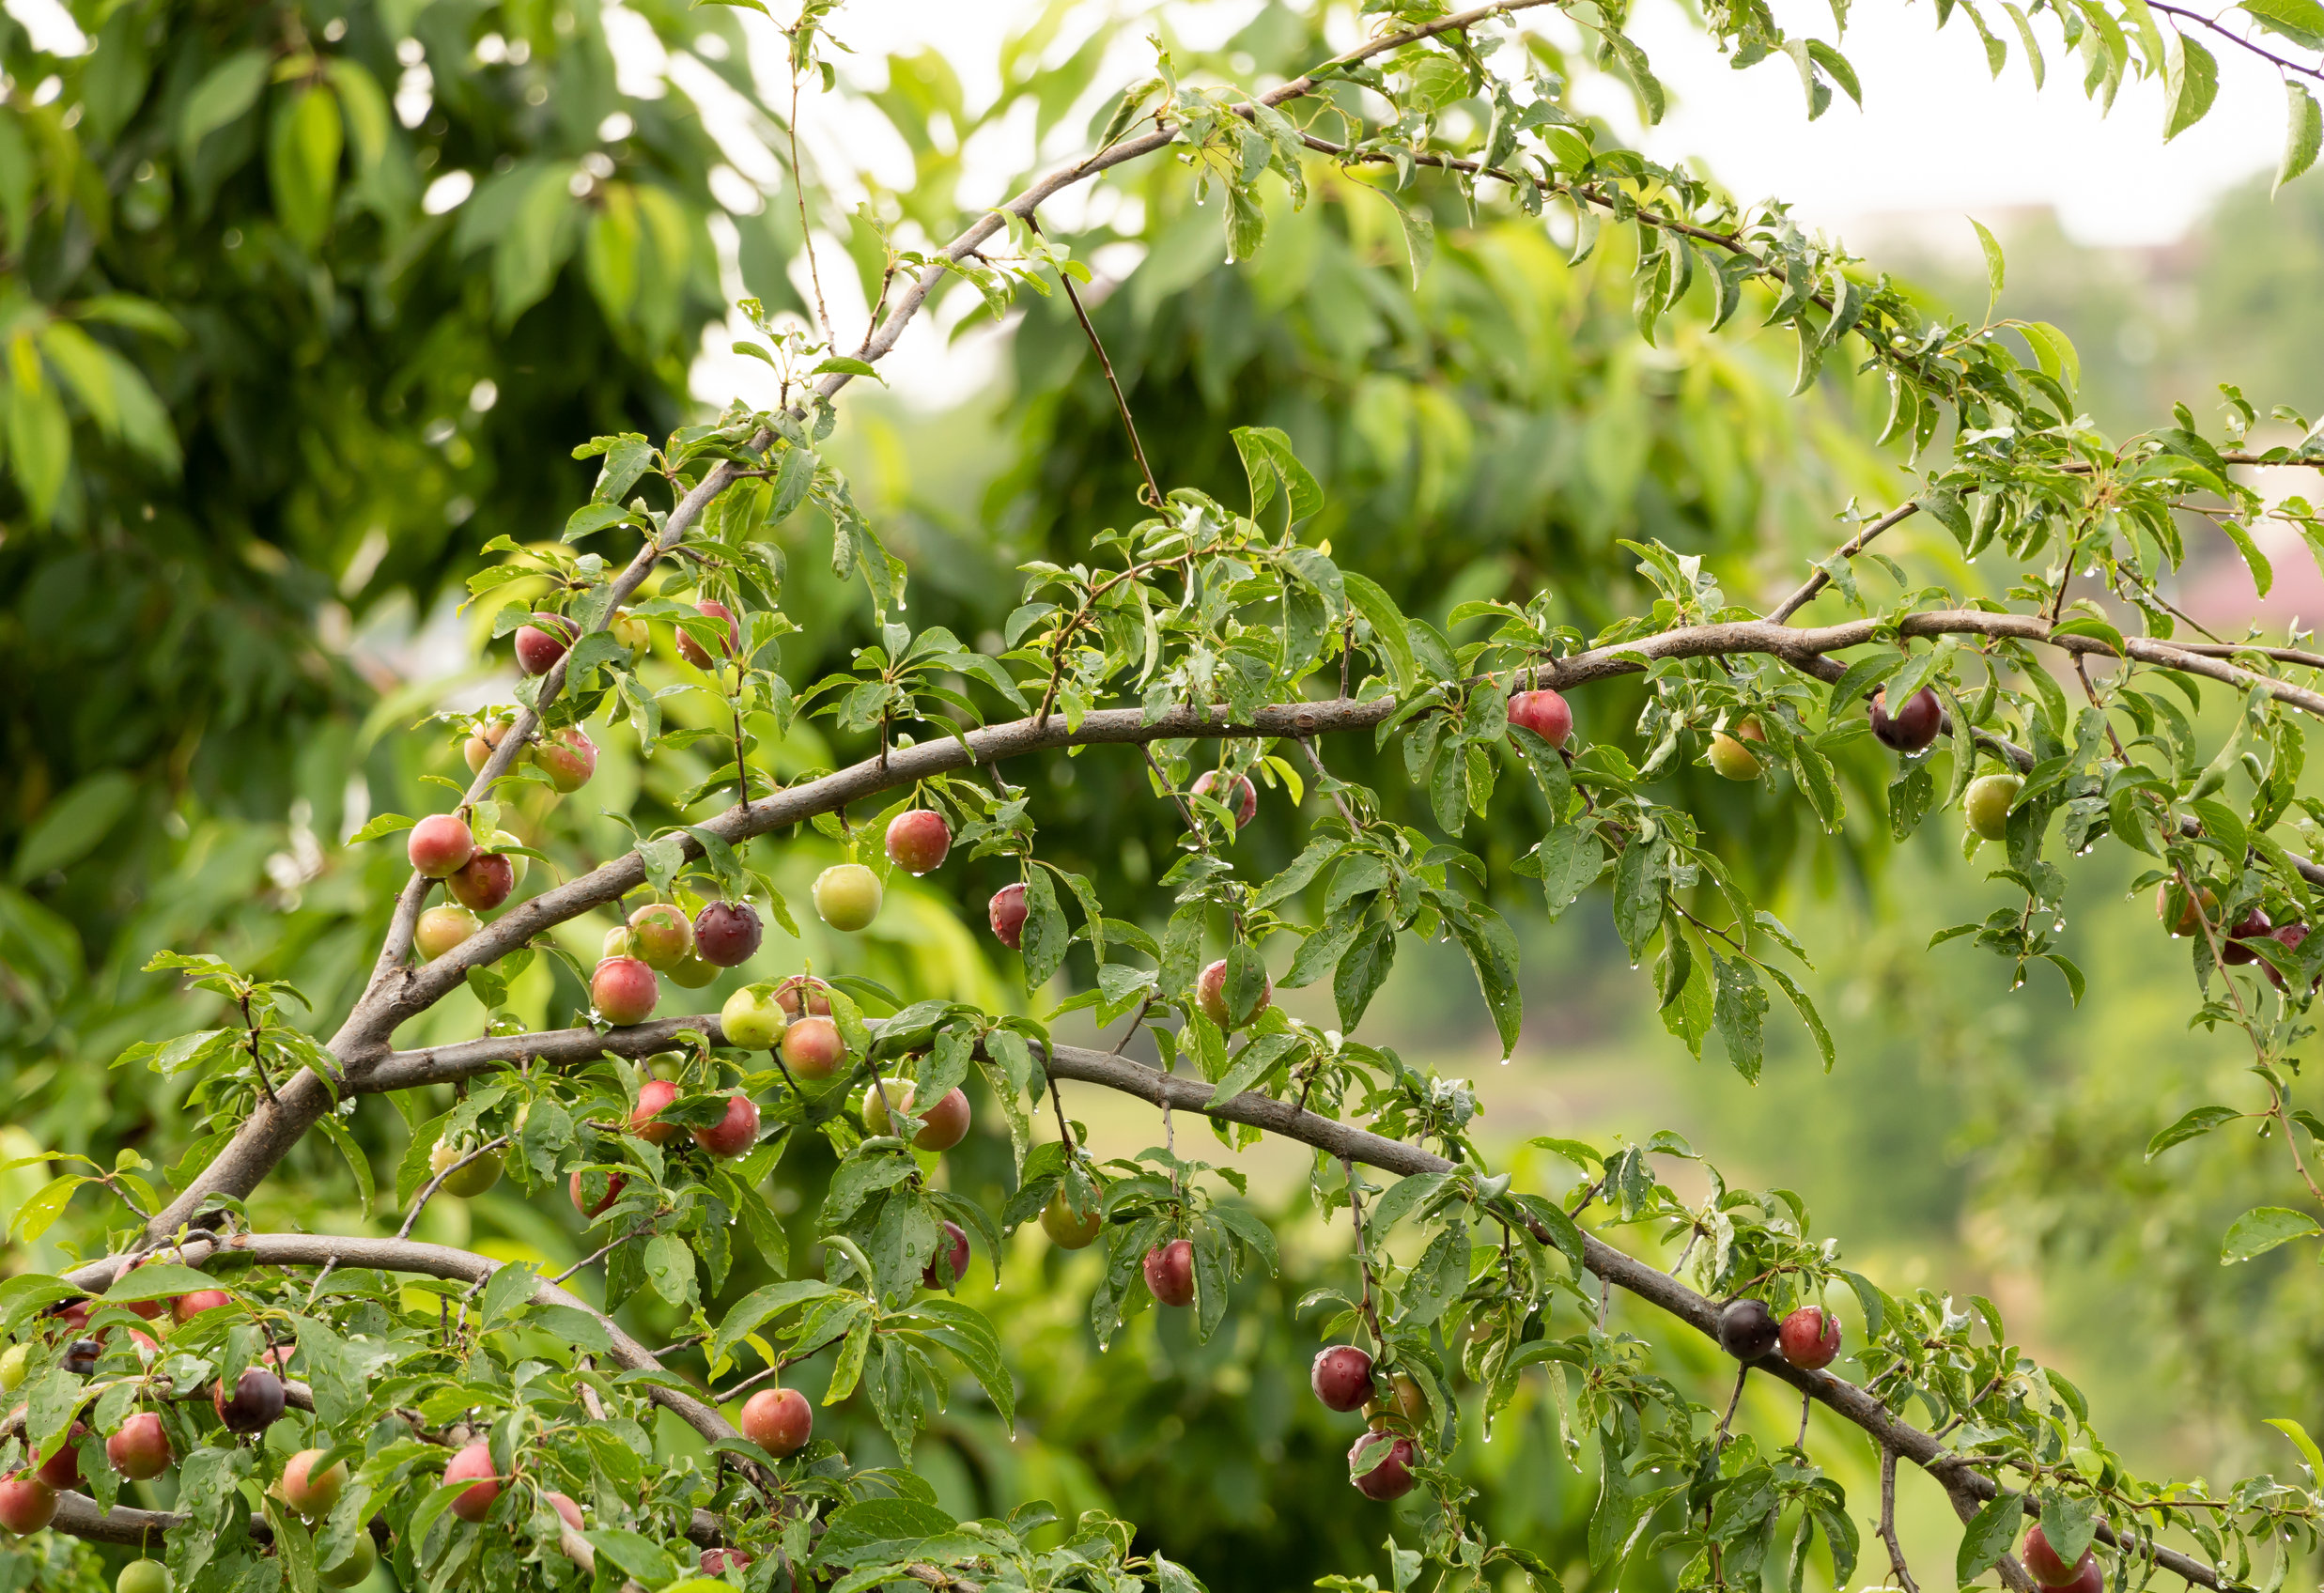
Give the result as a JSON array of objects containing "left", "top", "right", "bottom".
[
  {"left": 2246, "top": 0, "right": 2324, "bottom": 48},
  {"left": 2222, "top": 1205, "right": 2319, "bottom": 1261},
  {"left": 1335, "top": 920, "right": 1397, "bottom": 1031},
  {"left": 2146, "top": 1106, "right": 2241, "bottom": 1159},
  {"left": 178, "top": 51, "right": 270, "bottom": 162},
  {"left": 1970, "top": 218, "right": 2006, "bottom": 312},
  {"left": 102, "top": 1262, "right": 221, "bottom": 1303},
  {"left": 13, "top": 772, "right": 137, "bottom": 882},
  {"left": 2267, "top": 1416, "right": 2324, "bottom": 1481},
  {"left": 1956, "top": 1492, "right": 2024, "bottom": 1585},
  {"left": 581, "top": 1529, "right": 678, "bottom": 1586},
  {"left": 2282, "top": 82, "right": 2323, "bottom": 191},
  {"left": 1371, "top": 182, "right": 1435, "bottom": 287},
  {"left": 1341, "top": 573, "right": 1416, "bottom": 689},
  {"left": 2162, "top": 31, "right": 2219, "bottom": 141},
  {"left": 268, "top": 85, "right": 344, "bottom": 250}
]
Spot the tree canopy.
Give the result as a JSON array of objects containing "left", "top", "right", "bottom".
[{"left": 8, "top": 3, "right": 2324, "bottom": 1593}]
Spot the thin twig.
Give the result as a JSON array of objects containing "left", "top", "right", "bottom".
[
  {"left": 1029, "top": 214, "right": 1162, "bottom": 509},
  {"left": 549, "top": 1234, "right": 626, "bottom": 1289},
  {"left": 1340, "top": 1156, "right": 1387, "bottom": 1348},
  {"left": 1879, "top": 1447, "right": 1922, "bottom": 1593},
  {"left": 785, "top": 54, "right": 838, "bottom": 349}
]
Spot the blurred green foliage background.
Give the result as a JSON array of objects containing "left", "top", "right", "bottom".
[{"left": 4, "top": 1, "right": 2323, "bottom": 1589}]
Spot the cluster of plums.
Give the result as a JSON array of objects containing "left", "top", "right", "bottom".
[
  {"left": 2022, "top": 1523, "right": 2105, "bottom": 1593},
  {"left": 1715, "top": 1298, "right": 1844, "bottom": 1370},
  {"left": 0, "top": 1294, "right": 382, "bottom": 1583},
  {"left": 408, "top": 814, "right": 540, "bottom": 964},
  {"left": 2154, "top": 882, "right": 2316, "bottom": 987},
  {"left": 1307, "top": 1343, "right": 1428, "bottom": 1501},
  {"left": 511, "top": 600, "right": 730, "bottom": 679},
  {"left": 583, "top": 895, "right": 765, "bottom": 1027},
  {"left": 1681, "top": 683, "right": 2031, "bottom": 844}
]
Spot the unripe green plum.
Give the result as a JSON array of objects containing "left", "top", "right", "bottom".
[
  {"left": 1964, "top": 771, "right": 2022, "bottom": 841},
  {"left": 813, "top": 864, "right": 883, "bottom": 932},
  {"left": 0, "top": 1347, "right": 26, "bottom": 1392},
  {"left": 431, "top": 1139, "right": 502, "bottom": 1198},
  {"left": 319, "top": 1531, "right": 374, "bottom": 1589},
  {"left": 414, "top": 905, "right": 481, "bottom": 961},
  {"left": 609, "top": 610, "right": 650, "bottom": 654},
  {"left": 627, "top": 902, "right": 694, "bottom": 970},
  {"left": 1040, "top": 1188, "right": 1105, "bottom": 1249},
  {"left": 1707, "top": 718, "right": 1764, "bottom": 781},
  {"left": 1362, "top": 1372, "right": 1426, "bottom": 1430},
  {"left": 117, "top": 1558, "right": 172, "bottom": 1593},
  {"left": 2157, "top": 880, "right": 2216, "bottom": 936},
  {"left": 464, "top": 719, "right": 520, "bottom": 775},
  {"left": 720, "top": 985, "right": 787, "bottom": 1050},
  {"left": 666, "top": 953, "right": 720, "bottom": 990}
]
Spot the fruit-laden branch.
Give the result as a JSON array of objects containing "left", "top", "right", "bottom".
[
  {"left": 159, "top": 597, "right": 2324, "bottom": 1238},
  {"left": 62, "top": 1234, "right": 738, "bottom": 1456},
  {"left": 335, "top": 1019, "right": 2231, "bottom": 1589},
  {"left": 1031, "top": 1045, "right": 2227, "bottom": 1590}
]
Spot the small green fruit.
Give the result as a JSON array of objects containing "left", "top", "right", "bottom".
[
  {"left": 721, "top": 985, "right": 788, "bottom": 1050},
  {"left": 1040, "top": 1188, "right": 1105, "bottom": 1249},
  {"left": 1964, "top": 771, "right": 2022, "bottom": 841},
  {"left": 431, "top": 1140, "right": 502, "bottom": 1199},
  {"left": 319, "top": 1529, "right": 376, "bottom": 1589},
  {"left": 1707, "top": 717, "right": 1764, "bottom": 781},
  {"left": 813, "top": 864, "right": 884, "bottom": 932},
  {"left": 0, "top": 1346, "right": 26, "bottom": 1392},
  {"left": 117, "top": 1560, "right": 173, "bottom": 1593}
]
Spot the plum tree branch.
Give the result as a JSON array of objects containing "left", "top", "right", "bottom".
[
  {"left": 152, "top": 586, "right": 2324, "bottom": 1243},
  {"left": 63, "top": 1233, "right": 738, "bottom": 1453}
]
